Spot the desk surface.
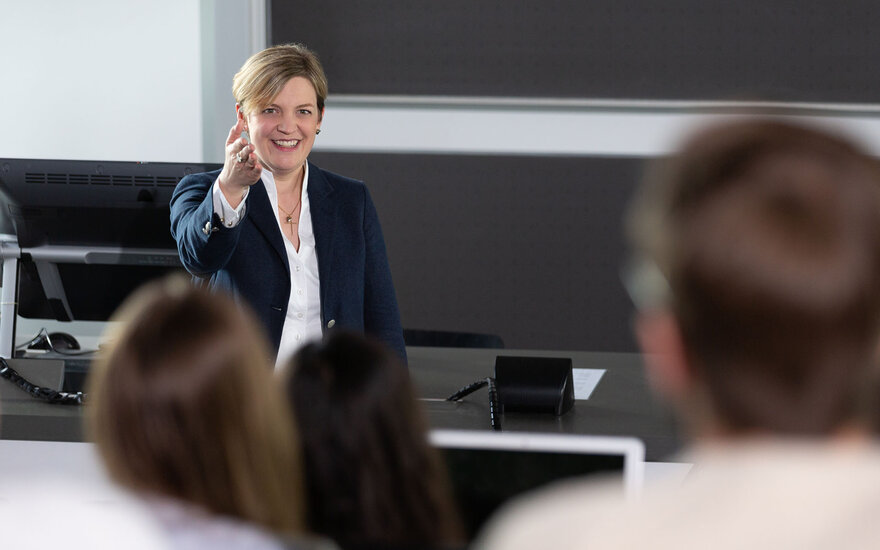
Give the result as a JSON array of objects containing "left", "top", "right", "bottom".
[
  {"left": 407, "top": 347, "right": 681, "bottom": 460},
  {"left": 0, "top": 347, "right": 682, "bottom": 461}
]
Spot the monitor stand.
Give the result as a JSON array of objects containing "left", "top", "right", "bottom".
[{"left": 0, "top": 235, "right": 180, "bottom": 360}]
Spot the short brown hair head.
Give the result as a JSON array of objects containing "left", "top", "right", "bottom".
[
  {"left": 233, "top": 43, "right": 328, "bottom": 118},
  {"left": 628, "top": 119, "right": 880, "bottom": 434},
  {"left": 87, "top": 276, "right": 303, "bottom": 533},
  {"left": 285, "top": 332, "right": 463, "bottom": 547}
]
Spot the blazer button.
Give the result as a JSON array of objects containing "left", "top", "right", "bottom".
[{"left": 327, "top": 319, "right": 335, "bottom": 329}]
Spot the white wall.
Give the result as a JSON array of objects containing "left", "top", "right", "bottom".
[
  {"left": 0, "top": 0, "right": 202, "bottom": 162},
  {"left": 318, "top": 98, "right": 880, "bottom": 158}
]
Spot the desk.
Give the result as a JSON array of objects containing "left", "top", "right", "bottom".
[
  {"left": 407, "top": 347, "right": 681, "bottom": 461},
  {"left": 0, "top": 357, "right": 83, "bottom": 442},
  {"left": 0, "top": 348, "right": 682, "bottom": 460}
]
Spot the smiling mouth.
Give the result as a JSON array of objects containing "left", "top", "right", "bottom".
[{"left": 272, "top": 139, "right": 300, "bottom": 149}]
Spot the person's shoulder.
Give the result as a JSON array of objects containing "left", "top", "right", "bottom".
[
  {"left": 147, "top": 496, "right": 287, "bottom": 550},
  {"left": 179, "top": 168, "right": 223, "bottom": 186},
  {"left": 0, "top": 477, "right": 167, "bottom": 550},
  {"left": 309, "top": 162, "right": 365, "bottom": 191},
  {"left": 172, "top": 169, "right": 224, "bottom": 205}
]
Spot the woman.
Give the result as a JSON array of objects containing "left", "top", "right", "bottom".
[
  {"left": 285, "top": 332, "right": 464, "bottom": 549},
  {"left": 170, "top": 43, "right": 405, "bottom": 367},
  {"left": 87, "top": 277, "right": 329, "bottom": 549}
]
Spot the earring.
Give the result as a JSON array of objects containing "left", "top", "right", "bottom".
[{"left": 316, "top": 129, "right": 321, "bottom": 135}]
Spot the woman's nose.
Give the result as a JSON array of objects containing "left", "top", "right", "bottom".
[{"left": 277, "top": 113, "right": 299, "bottom": 134}]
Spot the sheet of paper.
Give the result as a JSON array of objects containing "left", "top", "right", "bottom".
[{"left": 572, "top": 368, "right": 605, "bottom": 400}]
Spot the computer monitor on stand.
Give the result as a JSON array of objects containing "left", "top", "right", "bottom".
[{"left": 0, "top": 158, "right": 220, "bottom": 389}]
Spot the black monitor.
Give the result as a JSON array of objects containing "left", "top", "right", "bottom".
[
  {"left": 0, "top": 158, "right": 221, "bottom": 322},
  {"left": 430, "top": 430, "right": 645, "bottom": 540}
]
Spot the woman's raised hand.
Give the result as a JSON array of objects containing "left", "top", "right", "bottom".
[{"left": 217, "top": 118, "right": 262, "bottom": 203}]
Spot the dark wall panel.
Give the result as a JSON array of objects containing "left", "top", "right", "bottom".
[
  {"left": 271, "top": 1, "right": 880, "bottom": 102},
  {"left": 309, "top": 152, "right": 644, "bottom": 352}
]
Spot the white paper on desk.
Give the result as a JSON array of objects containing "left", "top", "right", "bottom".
[{"left": 572, "top": 368, "right": 605, "bottom": 400}]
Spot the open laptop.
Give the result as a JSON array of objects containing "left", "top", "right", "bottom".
[{"left": 430, "top": 429, "right": 645, "bottom": 539}]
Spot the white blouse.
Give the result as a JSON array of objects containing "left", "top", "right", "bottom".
[{"left": 212, "top": 164, "right": 323, "bottom": 368}]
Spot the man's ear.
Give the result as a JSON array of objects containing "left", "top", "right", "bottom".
[{"left": 635, "top": 311, "right": 693, "bottom": 401}]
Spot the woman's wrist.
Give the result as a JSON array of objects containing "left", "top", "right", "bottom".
[{"left": 217, "top": 174, "right": 248, "bottom": 209}]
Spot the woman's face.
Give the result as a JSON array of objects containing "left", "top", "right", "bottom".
[{"left": 242, "top": 76, "right": 322, "bottom": 180}]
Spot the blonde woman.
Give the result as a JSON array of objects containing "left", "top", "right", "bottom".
[{"left": 171, "top": 43, "right": 405, "bottom": 368}]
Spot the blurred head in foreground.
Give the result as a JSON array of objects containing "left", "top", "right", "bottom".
[
  {"left": 285, "top": 331, "right": 463, "bottom": 548},
  {"left": 627, "top": 119, "right": 880, "bottom": 438},
  {"left": 87, "top": 276, "right": 303, "bottom": 534}
]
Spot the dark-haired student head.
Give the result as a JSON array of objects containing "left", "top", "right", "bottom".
[
  {"left": 627, "top": 119, "right": 880, "bottom": 436},
  {"left": 285, "top": 331, "right": 464, "bottom": 549},
  {"left": 87, "top": 276, "right": 308, "bottom": 547}
]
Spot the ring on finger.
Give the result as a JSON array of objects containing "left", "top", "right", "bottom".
[{"left": 236, "top": 151, "right": 246, "bottom": 163}]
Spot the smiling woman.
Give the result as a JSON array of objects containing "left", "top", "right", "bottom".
[{"left": 169, "top": 43, "right": 406, "bottom": 366}]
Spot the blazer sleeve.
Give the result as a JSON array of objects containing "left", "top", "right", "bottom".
[
  {"left": 169, "top": 170, "right": 245, "bottom": 278},
  {"left": 362, "top": 185, "right": 407, "bottom": 363}
]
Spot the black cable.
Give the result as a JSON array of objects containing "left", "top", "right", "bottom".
[
  {"left": 446, "top": 378, "right": 488, "bottom": 402},
  {"left": 16, "top": 328, "right": 95, "bottom": 356},
  {"left": 0, "top": 357, "right": 85, "bottom": 405},
  {"left": 486, "top": 376, "right": 501, "bottom": 432},
  {"left": 447, "top": 377, "right": 502, "bottom": 431},
  {"left": 16, "top": 331, "right": 46, "bottom": 350}
]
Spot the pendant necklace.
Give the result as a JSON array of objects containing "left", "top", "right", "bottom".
[{"left": 279, "top": 195, "right": 302, "bottom": 234}]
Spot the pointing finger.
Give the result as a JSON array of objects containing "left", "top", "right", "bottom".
[{"left": 226, "top": 118, "right": 245, "bottom": 146}]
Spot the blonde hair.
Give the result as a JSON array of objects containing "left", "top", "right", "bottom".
[
  {"left": 233, "top": 43, "right": 328, "bottom": 117},
  {"left": 87, "top": 276, "right": 303, "bottom": 533}
]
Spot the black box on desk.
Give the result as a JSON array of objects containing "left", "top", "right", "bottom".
[{"left": 494, "top": 356, "right": 574, "bottom": 415}]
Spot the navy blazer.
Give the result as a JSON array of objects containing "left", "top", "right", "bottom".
[{"left": 169, "top": 161, "right": 406, "bottom": 362}]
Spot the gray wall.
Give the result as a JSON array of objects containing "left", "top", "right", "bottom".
[
  {"left": 310, "top": 152, "right": 642, "bottom": 351},
  {"left": 277, "top": 2, "right": 880, "bottom": 352},
  {"left": 272, "top": 1, "right": 880, "bottom": 103}
]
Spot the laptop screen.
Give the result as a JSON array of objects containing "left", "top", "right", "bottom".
[{"left": 431, "top": 430, "right": 645, "bottom": 539}]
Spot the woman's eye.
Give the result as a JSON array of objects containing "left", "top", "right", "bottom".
[
  {"left": 299, "top": 109, "right": 312, "bottom": 115},
  {"left": 262, "top": 108, "right": 277, "bottom": 114}
]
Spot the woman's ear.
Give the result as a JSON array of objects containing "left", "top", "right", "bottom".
[{"left": 635, "top": 311, "right": 693, "bottom": 402}]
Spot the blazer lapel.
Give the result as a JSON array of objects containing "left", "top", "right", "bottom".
[
  {"left": 247, "top": 179, "right": 290, "bottom": 275},
  {"left": 308, "top": 162, "right": 338, "bottom": 312}
]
